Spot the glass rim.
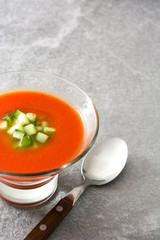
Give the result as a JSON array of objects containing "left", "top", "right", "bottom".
[{"left": 0, "top": 70, "right": 99, "bottom": 177}]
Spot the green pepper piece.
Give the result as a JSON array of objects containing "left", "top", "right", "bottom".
[
  {"left": 3, "top": 114, "right": 14, "bottom": 124},
  {"left": 19, "top": 136, "right": 33, "bottom": 148}
]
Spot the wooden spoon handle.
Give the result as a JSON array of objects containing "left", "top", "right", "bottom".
[{"left": 24, "top": 198, "right": 73, "bottom": 240}]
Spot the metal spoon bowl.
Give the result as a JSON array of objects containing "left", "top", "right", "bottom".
[
  {"left": 25, "top": 138, "right": 128, "bottom": 240},
  {"left": 83, "top": 138, "right": 128, "bottom": 185}
]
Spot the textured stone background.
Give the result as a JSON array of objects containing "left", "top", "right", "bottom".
[{"left": 0, "top": 0, "right": 160, "bottom": 239}]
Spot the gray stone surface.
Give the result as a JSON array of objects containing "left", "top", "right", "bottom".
[{"left": 0, "top": 0, "right": 160, "bottom": 239}]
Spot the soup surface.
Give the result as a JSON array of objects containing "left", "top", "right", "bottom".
[{"left": 0, "top": 90, "right": 84, "bottom": 174}]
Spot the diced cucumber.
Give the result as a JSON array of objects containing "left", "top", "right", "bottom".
[
  {"left": 24, "top": 124, "right": 37, "bottom": 135},
  {"left": 26, "top": 113, "right": 36, "bottom": 122},
  {"left": 7, "top": 124, "right": 24, "bottom": 135},
  {"left": 19, "top": 136, "right": 33, "bottom": 148},
  {"left": 17, "top": 113, "right": 30, "bottom": 125},
  {"left": 41, "top": 121, "right": 48, "bottom": 128},
  {"left": 3, "top": 114, "right": 14, "bottom": 124},
  {"left": 13, "top": 130, "right": 25, "bottom": 139},
  {"left": 43, "top": 127, "right": 56, "bottom": 133},
  {"left": 36, "top": 132, "right": 49, "bottom": 143},
  {"left": 13, "top": 109, "right": 22, "bottom": 118},
  {"left": 36, "top": 126, "right": 43, "bottom": 131},
  {"left": 0, "top": 121, "right": 8, "bottom": 129},
  {"left": 1, "top": 109, "right": 56, "bottom": 149}
]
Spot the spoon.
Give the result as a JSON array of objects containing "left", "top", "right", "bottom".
[{"left": 24, "top": 138, "right": 128, "bottom": 240}]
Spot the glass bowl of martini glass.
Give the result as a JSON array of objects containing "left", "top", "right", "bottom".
[{"left": 0, "top": 71, "right": 99, "bottom": 206}]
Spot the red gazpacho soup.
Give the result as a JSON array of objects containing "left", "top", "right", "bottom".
[{"left": 0, "top": 90, "right": 84, "bottom": 174}]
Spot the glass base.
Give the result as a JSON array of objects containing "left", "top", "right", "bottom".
[{"left": 0, "top": 174, "right": 58, "bottom": 207}]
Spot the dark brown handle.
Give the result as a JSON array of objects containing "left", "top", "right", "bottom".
[{"left": 24, "top": 198, "right": 73, "bottom": 240}]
